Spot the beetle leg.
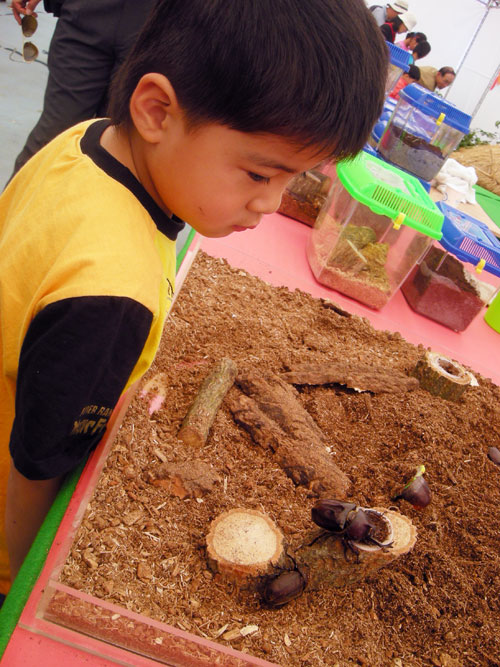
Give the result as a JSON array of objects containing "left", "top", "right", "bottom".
[
  {"left": 367, "top": 534, "right": 394, "bottom": 550},
  {"left": 307, "top": 529, "right": 332, "bottom": 547},
  {"left": 342, "top": 538, "right": 361, "bottom": 563}
]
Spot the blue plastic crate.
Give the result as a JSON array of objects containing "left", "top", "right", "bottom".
[
  {"left": 386, "top": 41, "right": 412, "bottom": 73},
  {"left": 436, "top": 201, "right": 500, "bottom": 277},
  {"left": 400, "top": 84, "right": 471, "bottom": 134}
]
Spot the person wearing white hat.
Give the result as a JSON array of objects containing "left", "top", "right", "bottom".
[
  {"left": 380, "top": 11, "right": 417, "bottom": 43},
  {"left": 369, "top": 1, "right": 409, "bottom": 27}
]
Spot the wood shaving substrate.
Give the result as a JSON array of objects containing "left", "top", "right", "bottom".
[{"left": 60, "top": 251, "right": 500, "bottom": 667}]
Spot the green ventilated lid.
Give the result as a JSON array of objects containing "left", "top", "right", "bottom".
[{"left": 336, "top": 151, "right": 443, "bottom": 240}]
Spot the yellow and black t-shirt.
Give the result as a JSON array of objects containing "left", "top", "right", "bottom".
[{"left": 0, "top": 119, "right": 184, "bottom": 590}]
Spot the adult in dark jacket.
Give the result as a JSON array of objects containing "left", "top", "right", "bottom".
[{"left": 9, "top": 0, "right": 155, "bottom": 176}]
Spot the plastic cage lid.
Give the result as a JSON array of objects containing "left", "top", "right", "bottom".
[
  {"left": 399, "top": 83, "right": 471, "bottom": 134},
  {"left": 336, "top": 151, "right": 443, "bottom": 239},
  {"left": 436, "top": 201, "right": 500, "bottom": 276},
  {"left": 386, "top": 41, "right": 411, "bottom": 73}
]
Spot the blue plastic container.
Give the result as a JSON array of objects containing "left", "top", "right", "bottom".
[
  {"left": 437, "top": 201, "right": 500, "bottom": 277},
  {"left": 378, "top": 84, "right": 471, "bottom": 182},
  {"left": 401, "top": 202, "right": 500, "bottom": 331},
  {"left": 385, "top": 42, "right": 412, "bottom": 95}
]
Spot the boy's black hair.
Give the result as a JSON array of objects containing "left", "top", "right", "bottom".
[
  {"left": 415, "top": 32, "right": 427, "bottom": 42},
  {"left": 108, "top": 0, "right": 388, "bottom": 160},
  {"left": 413, "top": 41, "right": 431, "bottom": 59}
]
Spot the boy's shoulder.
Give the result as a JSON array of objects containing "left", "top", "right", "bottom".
[{"left": 3, "top": 119, "right": 171, "bottom": 255}]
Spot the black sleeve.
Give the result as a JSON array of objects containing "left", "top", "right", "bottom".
[
  {"left": 9, "top": 296, "right": 153, "bottom": 480},
  {"left": 43, "top": 0, "right": 64, "bottom": 17}
]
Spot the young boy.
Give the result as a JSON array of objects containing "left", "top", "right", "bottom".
[{"left": 0, "top": 0, "right": 388, "bottom": 593}]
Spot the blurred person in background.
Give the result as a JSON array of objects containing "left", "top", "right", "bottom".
[
  {"left": 380, "top": 11, "right": 417, "bottom": 43},
  {"left": 8, "top": 0, "right": 155, "bottom": 177},
  {"left": 389, "top": 63, "right": 420, "bottom": 99},
  {"left": 418, "top": 65, "right": 456, "bottom": 91},
  {"left": 370, "top": 1, "right": 408, "bottom": 26},
  {"left": 411, "top": 40, "right": 431, "bottom": 63},
  {"left": 396, "top": 31, "right": 426, "bottom": 51}
]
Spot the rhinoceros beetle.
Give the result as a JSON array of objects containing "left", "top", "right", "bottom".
[
  {"left": 310, "top": 499, "right": 392, "bottom": 561},
  {"left": 261, "top": 555, "right": 307, "bottom": 608}
]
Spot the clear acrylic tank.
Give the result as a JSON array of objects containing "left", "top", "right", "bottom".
[
  {"left": 307, "top": 151, "right": 443, "bottom": 309},
  {"left": 378, "top": 84, "right": 471, "bottom": 182},
  {"left": 385, "top": 41, "right": 412, "bottom": 95},
  {"left": 402, "top": 201, "right": 500, "bottom": 331}
]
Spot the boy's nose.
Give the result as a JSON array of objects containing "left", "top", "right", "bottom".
[{"left": 247, "top": 187, "right": 284, "bottom": 216}]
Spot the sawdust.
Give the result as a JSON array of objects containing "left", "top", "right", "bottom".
[{"left": 58, "top": 251, "right": 500, "bottom": 667}]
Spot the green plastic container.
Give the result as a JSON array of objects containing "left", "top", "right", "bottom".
[
  {"left": 484, "top": 289, "right": 500, "bottom": 333},
  {"left": 307, "top": 151, "right": 443, "bottom": 309}
]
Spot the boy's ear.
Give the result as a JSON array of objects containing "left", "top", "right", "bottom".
[{"left": 130, "top": 73, "right": 182, "bottom": 143}]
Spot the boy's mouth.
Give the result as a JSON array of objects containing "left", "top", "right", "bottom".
[{"left": 232, "top": 218, "right": 261, "bottom": 232}]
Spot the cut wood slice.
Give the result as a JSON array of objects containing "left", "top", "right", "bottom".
[
  {"left": 412, "top": 351, "right": 473, "bottom": 402},
  {"left": 206, "top": 509, "right": 286, "bottom": 588},
  {"left": 298, "top": 508, "right": 416, "bottom": 589}
]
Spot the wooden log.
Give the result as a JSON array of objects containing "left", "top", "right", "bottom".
[
  {"left": 236, "top": 371, "right": 326, "bottom": 444},
  {"left": 177, "top": 357, "right": 237, "bottom": 447},
  {"left": 205, "top": 507, "right": 416, "bottom": 599},
  {"left": 281, "top": 361, "right": 419, "bottom": 394},
  {"left": 411, "top": 351, "right": 472, "bottom": 402},
  {"left": 297, "top": 508, "right": 416, "bottom": 589},
  {"left": 228, "top": 392, "right": 350, "bottom": 497},
  {"left": 206, "top": 508, "right": 286, "bottom": 588}
]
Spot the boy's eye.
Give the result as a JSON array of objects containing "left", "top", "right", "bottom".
[{"left": 248, "top": 172, "right": 270, "bottom": 184}]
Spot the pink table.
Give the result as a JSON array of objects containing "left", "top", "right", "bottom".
[
  {"left": 201, "top": 212, "right": 500, "bottom": 385},
  {"left": 2, "top": 212, "right": 499, "bottom": 666}
]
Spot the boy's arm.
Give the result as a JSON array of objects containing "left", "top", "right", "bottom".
[
  {"left": 7, "top": 295, "right": 153, "bottom": 577},
  {"left": 5, "top": 461, "right": 63, "bottom": 579}
]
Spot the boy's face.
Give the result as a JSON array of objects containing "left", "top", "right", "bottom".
[{"left": 144, "top": 122, "right": 330, "bottom": 238}]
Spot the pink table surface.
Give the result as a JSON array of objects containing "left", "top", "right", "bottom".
[
  {"left": 200, "top": 212, "right": 500, "bottom": 385},
  {"left": 3, "top": 211, "right": 499, "bottom": 666}
]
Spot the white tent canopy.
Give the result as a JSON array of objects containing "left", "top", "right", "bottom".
[{"left": 367, "top": 0, "right": 500, "bottom": 134}]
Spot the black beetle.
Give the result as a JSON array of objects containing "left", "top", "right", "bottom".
[
  {"left": 261, "top": 556, "right": 307, "bottom": 608},
  {"left": 311, "top": 499, "right": 392, "bottom": 561}
]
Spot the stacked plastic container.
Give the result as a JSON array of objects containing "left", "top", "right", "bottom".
[
  {"left": 278, "top": 165, "right": 334, "bottom": 227},
  {"left": 307, "top": 151, "right": 443, "bottom": 310},
  {"left": 378, "top": 83, "right": 471, "bottom": 182},
  {"left": 385, "top": 41, "right": 412, "bottom": 95},
  {"left": 402, "top": 201, "right": 500, "bottom": 331}
]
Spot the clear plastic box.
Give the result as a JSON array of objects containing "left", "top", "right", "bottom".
[
  {"left": 306, "top": 151, "right": 443, "bottom": 309},
  {"left": 401, "top": 246, "right": 497, "bottom": 331},
  {"left": 278, "top": 164, "right": 334, "bottom": 227},
  {"left": 401, "top": 202, "right": 500, "bottom": 331},
  {"left": 385, "top": 41, "right": 412, "bottom": 95},
  {"left": 378, "top": 84, "right": 471, "bottom": 182}
]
